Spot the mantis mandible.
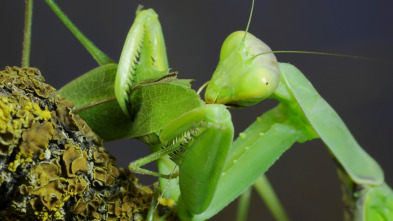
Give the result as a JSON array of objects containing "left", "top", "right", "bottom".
[{"left": 10, "top": 0, "right": 390, "bottom": 219}]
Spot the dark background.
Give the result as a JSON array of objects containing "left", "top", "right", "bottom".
[{"left": 1, "top": 0, "right": 392, "bottom": 220}]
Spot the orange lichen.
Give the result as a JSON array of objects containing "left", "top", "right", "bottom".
[{"left": 0, "top": 67, "right": 177, "bottom": 220}]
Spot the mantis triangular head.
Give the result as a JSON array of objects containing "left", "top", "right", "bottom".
[{"left": 205, "top": 31, "right": 280, "bottom": 107}]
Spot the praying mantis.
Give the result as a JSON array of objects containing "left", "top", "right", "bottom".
[{"left": 0, "top": 0, "right": 392, "bottom": 221}]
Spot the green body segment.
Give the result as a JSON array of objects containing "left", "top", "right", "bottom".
[
  {"left": 205, "top": 31, "right": 280, "bottom": 107},
  {"left": 115, "top": 8, "right": 169, "bottom": 117},
  {"left": 160, "top": 104, "right": 234, "bottom": 214}
]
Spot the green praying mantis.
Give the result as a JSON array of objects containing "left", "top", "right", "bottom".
[
  {"left": 44, "top": 0, "right": 393, "bottom": 219},
  {"left": 2, "top": 0, "right": 392, "bottom": 220}
]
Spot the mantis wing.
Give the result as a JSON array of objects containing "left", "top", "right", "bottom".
[
  {"left": 59, "top": 65, "right": 202, "bottom": 141},
  {"left": 59, "top": 64, "right": 132, "bottom": 140}
]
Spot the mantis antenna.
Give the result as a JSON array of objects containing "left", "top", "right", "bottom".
[
  {"left": 252, "top": 50, "right": 392, "bottom": 64},
  {"left": 243, "top": 0, "right": 391, "bottom": 66},
  {"left": 242, "top": 1, "right": 391, "bottom": 66},
  {"left": 241, "top": 0, "right": 255, "bottom": 44},
  {"left": 153, "top": 165, "right": 178, "bottom": 216}
]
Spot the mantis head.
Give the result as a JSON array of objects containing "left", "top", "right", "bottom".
[{"left": 205, "top": 31, "right": 280, "bottom": 107}]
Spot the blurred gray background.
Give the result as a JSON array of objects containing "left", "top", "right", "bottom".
[{"left": 1, "top": 0, "right": 392, "bottom": 220}]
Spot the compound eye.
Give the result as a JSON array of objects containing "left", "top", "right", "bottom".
[
  {"left": 234, "top": 67, "right": 279, "bottom": 106},
  {"left": 219, "top": 31, "right": 245, "bottom": 60}
]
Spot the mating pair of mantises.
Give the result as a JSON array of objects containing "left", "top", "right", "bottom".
[{"left": 44, "top": 0, "right": 393, "bottom": 220}]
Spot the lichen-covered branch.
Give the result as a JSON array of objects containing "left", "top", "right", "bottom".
[{"left": 0, "top": 67, "right": 176, "bottom": 220}]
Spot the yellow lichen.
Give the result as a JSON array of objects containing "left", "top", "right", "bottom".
[
  {"left": 8, "top": 121, "right": 54, "bottom": 172},
  {"left": 93, "top": 167, "right": 108, "bottom": 185},
  {"left": 0, "top": 96, "right": 23, "bottom": 156},
  {"left": 20, "top": 121, "right": 54, "bottom": 157},
  {"left": 72, "top": 198, "right": 86, "bottom": 215},
  {"left": 62, "top": 144, "right": 88, "bottom": 177},
  {"left": 32, "top": 178, "right": 68, "bottom": 211},
  {"left": 67, "top": 177, "right": 89, "bottom": 196},
  {"left": 71, "top": 157, "right": 88, "bottom": 174},
  {"left": 159, "top": 197, "right": 176, "bottom": 207},
  {"left": 0, "top": 67, "right": 175, "bottom": 220},
  {"left": 19, "top": 184, "right": 34, "bottom": 195},
  {"left": 93, "top": 151, "right": 110, "bottom": 166},
  {"left": 30, "top": 160, "right": 61, "bottom": 186}
]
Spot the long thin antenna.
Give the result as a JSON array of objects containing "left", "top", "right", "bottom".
[
  {"left": 252, "top": 50, "right": 392, "bottom": 64},
  {"left": 242, "top": 0, "right": 255, "bottom": 43},
  {"left": 153, "top": 165, "right": 178, "bottom": 213}
]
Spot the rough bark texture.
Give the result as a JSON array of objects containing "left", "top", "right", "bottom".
[{"left": 0, "top": 66, "right": 176, "bottom": 220}]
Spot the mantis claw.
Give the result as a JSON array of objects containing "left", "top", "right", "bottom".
[
  {"left": 116, "top": 9, "right": 169, "bottom": 117},
  {"left": 160, "top": 104, "right": 234, "bottom": 214}
]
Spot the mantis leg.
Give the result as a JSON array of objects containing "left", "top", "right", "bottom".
[
  {"left": 253, "top": 175, "right": 289, "bottom": 221},
  {"left": 115, "top": 8, "right": 169, "bottom": 116},
  {"left": 179, "top": 103, "right": 305, "bottom": 220},
  {"left": 129, "top": 104, "right": 234, "bottom": 215},
  {"left": 45, "top": 0, "right": 114, "bottom": 65},
  {"left": 21, "top": 0, "right": 33, "bottom": 67},
  {"left": 46, "top": 0, "right": 171, "bottom": 119},
  {"left": 160, "top": 104, "right": 234, "bottom": 215},
  {"left": 128, "top": 143, "right": 181, "bottom": 178},
  {"left": 235, "top": 186, "right": 252, "bottom": 221}
]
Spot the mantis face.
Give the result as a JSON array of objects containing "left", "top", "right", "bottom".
[{"left": 205, "top": 31, "right": 280, "bottom": 107}]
